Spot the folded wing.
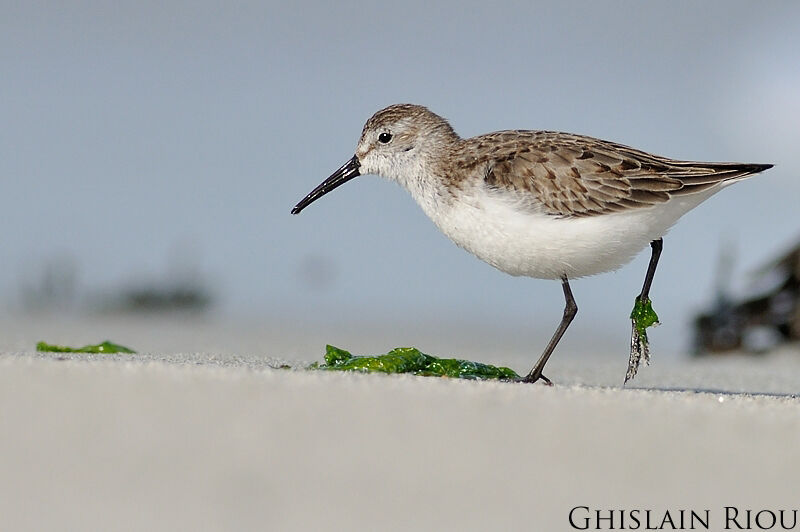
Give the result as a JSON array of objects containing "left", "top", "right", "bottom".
[{"left": 467, "top": 131, "right": 772, "bottom": 217}]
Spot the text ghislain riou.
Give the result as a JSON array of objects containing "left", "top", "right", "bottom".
[{"left": 569, "top": 507, "right": 799, "bottom": 530}]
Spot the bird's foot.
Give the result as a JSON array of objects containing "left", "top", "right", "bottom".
[
  {"left": 626, "top": 296, "right": 660, "bottom": 383},
  {"left": 515, "top": 372, "right": 553, "bottom": 386}
]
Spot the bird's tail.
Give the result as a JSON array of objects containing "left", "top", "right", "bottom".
[{"left": 669, "top": 162, "right": 773, "bottom": 196}]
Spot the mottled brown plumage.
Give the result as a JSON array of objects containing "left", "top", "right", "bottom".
[
  {"left": 357, "top": 105, "right": 770, "bottom": 218},
  {"left": 455, "top": 130, "right": 771, "bottom": 217}
]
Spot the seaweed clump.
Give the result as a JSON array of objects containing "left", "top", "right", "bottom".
[
  {"left": 312, "top": 345, "right": 518, "bottom": 380},
  {"left": 36, "top": 340, "right": 136, "bottom": 354}
]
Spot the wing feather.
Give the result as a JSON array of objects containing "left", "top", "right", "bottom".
[{"left": 457, "top": 131, "right": 771, "bottom": 217}]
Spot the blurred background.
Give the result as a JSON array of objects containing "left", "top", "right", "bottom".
[{"left": 1, "top": 0, "right": 798, "bottom": 364}]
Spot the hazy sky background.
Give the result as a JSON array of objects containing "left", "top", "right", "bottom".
[{"left": 2, "top": 1, "right": 799, "bottom": 355}]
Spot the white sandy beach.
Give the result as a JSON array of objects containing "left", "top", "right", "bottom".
[{"left": 2, "top": 315, "right": 800, "bottom": 532}]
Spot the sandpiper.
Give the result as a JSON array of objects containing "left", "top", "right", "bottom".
[{"left": 291, "top": 104, "right": 772, "bottom": 384}]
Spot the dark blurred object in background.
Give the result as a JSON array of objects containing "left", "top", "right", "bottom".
[
  {"left": 19, "top": 256, "right": 80, "bottom": 313},
  {"left": 17, "top": 244, "right": 215, "bottom": 315},
  {"left": 96, "top": 242, "right": 214, "bottom": 314},
  {"left": 694, "top": 237, "right": 800, "bottom": 355},
  {"left": 99, "top": 281, "right": 213, "bottom": 314},
  {"left": 294, "top": 254, "right": 339, "bottom": 292}
]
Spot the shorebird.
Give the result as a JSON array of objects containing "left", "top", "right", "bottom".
[{"left": 291, "top": 104, "right": 772, "bottom": 384}]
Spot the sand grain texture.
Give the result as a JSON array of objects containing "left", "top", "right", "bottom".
[{"left": 2, "top": 345, "right": 800, "bottom": 531}]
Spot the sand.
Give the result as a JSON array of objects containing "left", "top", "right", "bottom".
[{"left": 2, "top": 315, "right": 799, "bottom": 531}]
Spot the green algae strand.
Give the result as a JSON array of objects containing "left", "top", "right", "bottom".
[
  {"left": 630, "top": 296, "right": 659, "bottom": 342},
  {"left": 313, "top": 345, "right": 519, "bottom": 380},
  {"left": 626, "top": 296, "right": 660, "bottom": 382},
  {"left": 36, "top": 341, "right": 137, "bottom": 354}
]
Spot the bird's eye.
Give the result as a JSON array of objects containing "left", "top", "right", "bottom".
[{"left": 378, "top": 132, "right": 392, "bottom": 144}]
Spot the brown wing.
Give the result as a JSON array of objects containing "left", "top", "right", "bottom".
[{"left": 461, "top": 131, "right": 771, "bottom": 217}]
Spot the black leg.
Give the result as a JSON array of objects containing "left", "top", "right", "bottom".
[
  {"left": 522, "top": 277, "right": 577, "bottom": 384},
  {"left": 626, "top": 238, "right": 663, "bottom": 383},
  {"left": 639, "top": 238, "right": 663, "bottom": 302}
]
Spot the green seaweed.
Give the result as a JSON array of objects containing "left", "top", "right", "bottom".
[
  {"left": 36, "top": 340, "right": 137, "bottom": 354},
  {"left": 630, "top": 296, "right": 659, "bottom": 342},
  {"left": 626, "top": 296, "right": 660, "bottom": 382},
  {"left": 312, "top": 345, "right": 519, "bottom": 380}
]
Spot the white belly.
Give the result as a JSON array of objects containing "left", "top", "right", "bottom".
[{"left": 424, "top": 187, "right": 718, "bottom": 280}]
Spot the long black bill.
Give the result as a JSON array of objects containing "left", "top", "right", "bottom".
[{"left": 291, "top": 155, "right": 361, "bottom": 214}]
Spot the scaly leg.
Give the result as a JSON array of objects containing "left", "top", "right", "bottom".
[
  {"left": 522, "top": 277, "right": 578, "bottom": 384},
  {"left": 626, "top": 238, "right": 663, "bottom": 383}
]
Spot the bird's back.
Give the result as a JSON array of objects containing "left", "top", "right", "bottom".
[{"left": 451, "top": 130, "right": 772, "bottom": 218}]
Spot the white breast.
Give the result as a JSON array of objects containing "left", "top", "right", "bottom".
[{"left": 416, "top": 184, "right": 719, "bottom": 280}]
